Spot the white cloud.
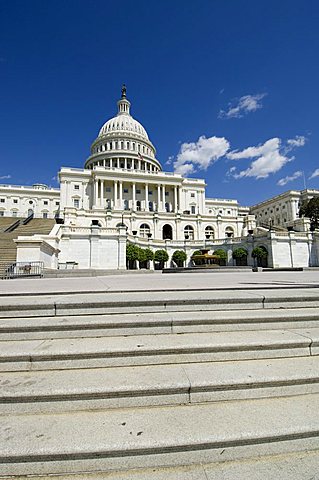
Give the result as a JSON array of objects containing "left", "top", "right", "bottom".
[
  {"left": 227, "top": 138, "right": 294, "bottom": 179},
  {"left": 287, "top": 135, "right": 306, "bottom": 148},
  {"left": 219, "top": 93, "right": 267, "bottom": 119},
  {"left": 310, "top": 169, "right": 319, "bottom": 179},
  {"left": 173, "top": 135, "right": 230, "bottom": 176},
  {"left": 277, "top": 170, "right": 303, "bottom": 186},
  {"left": 0, "top": 174, "right": 11, "bottom": 180}
]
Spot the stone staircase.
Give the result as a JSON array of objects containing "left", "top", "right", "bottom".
[
  {"left": 0, "top": 287, "right": 319, "bottom": 478},
  {"left": 0, "top": 218, "right": 55, "bottom": 277}
]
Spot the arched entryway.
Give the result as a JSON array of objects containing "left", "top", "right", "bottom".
[
  {"left": 27, "top": 209, "right": 34, "bottom": 217},
  {"left": 162, "top": 224, "right": 173, "bottom": 240}
]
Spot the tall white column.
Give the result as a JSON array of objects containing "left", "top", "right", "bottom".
[
  {"left": 162, "top": 185, "right": 166, "bottom": 211},
  {"left": 124, "top": 158, "right": 127, "bottom": 170},
  {"left": 100, "top": 180, "right": 104, "bottom": 207},
  {"left": 94, "top": 179, "right": 99, "bottom": 207},
  {"left": 114, "top": 180, "right": 118, "bottom": 208},
  {"left": 119, "top": 181, "right": 123, "bottom": 210},
  {"left": 138, "top": 159, "right": 141, "bottom": 170},
  {"left": 110, "top": 158, "right": 113, "bottom": 168},
  {"left": 157, "top": 184, "right": 161, "bottom": 211},
  {"left": 174, "top": 186, "right": 178, "bottom": 213},
  {"left": 145, "top": 183, "right": 149, "bottom": 211},
  {"left": 132, "top": 183, "right": 136, "bottom": 210}
]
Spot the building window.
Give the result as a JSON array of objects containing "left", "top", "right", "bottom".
[
  {"left": 124, "top": 188, "right": 129, "bottom": 193},
  {"left": 29, "top": 200, "right": 33, "bottom": 205},
  {"left": 165, "top": 202, "right": 170, "bottom": 212},
  {"left": 149, "top": 190, "right": 153, "bottom": 195},
  {"left": 0, "top": 211, "right": 4, "bottom": 216},
  {"left": 74, "top": 185, "right": 80, "bottom": 190},
  {"left": 149, "top": 201, "right": 154, "bottom": 212},
  {"left": 43, "top": 212, "right": 48, "bottom": 219},
  {"left": 55, "top": 201, "right": 60, "bottom": 206},
  {"left": 225, "top": 226, "right": 234, "bottom": 238},
  {"left": 44, "top": 201, "right": 48, "bottom": 205},
  {"left": 165, "top": 192, "right": 169, "bottom": 196},
  {"left": 205, "top": 226, "right": 214, "bottom": 239},
  {"left": 191, "top": 193, "right": 195, "bottom": 198},
  {"left": 13, "top": 199, "right": 18, "bottom": 204},
  {"left": 139, "top": 223, "right": 150, "bottom": 237},
  {"left": 136, "top": 189, "right": 141, "bottom": 194},
  {"left": 136, "top": 200, "right": 141, "bottom": 211},
  {"left": 73, "top": 199, "right": 80, "bottom": 208},
  {"left": 191, "top": 205, "right": 196, "bottom": 214},
  {"left": 12, "top": 211, "right": 17, "bottom": 217},
  {"left": 0, "top": 199, "right": 5, "bottom": 203},
  {"left": 184, "top": 225, "right": 194, "bottom": 240},
  {"left": 106, "top": 187, "right": 111, "bottom": 192}
]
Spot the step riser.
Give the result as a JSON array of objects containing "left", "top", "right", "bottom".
[
  {"left": 1, "top": 319, "right": 319, "bottom": 340},
  {"left": 1, "top": 436, "right": 318, "bottom": 477},
  {"left": 2, "top": 382, "right": 319, "bottom": 416},
  {"left": 0, "top": 346, "right": 311, "bottom": 372},
  {"left": 2, "top": 300, "right": 319, "bottom": 318}
]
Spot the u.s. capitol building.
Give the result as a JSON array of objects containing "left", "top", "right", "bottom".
[{"left": 0, "top": 87, "right": 318, "bottom": 271}]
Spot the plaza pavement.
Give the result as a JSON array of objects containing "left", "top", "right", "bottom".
[{"left": 0, "top": 269, "right": 318, "bottom": 296}]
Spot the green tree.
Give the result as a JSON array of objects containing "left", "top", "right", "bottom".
[
  {"left": 252, "top": 246, "right": 268, "bottom": 267},
  {"left": 154, "top": 249, "right": 169, "bottom": 269},
  {"left": 232, "top": 247, "right": 248, "bottom": 266},
  {"left": 172, "top": 250, "right": 187, "bottom": 267},
  {"left": 144, "top": 248, "right": 154, "bottom": 262},
  {"left": 213, "top": 249, "right": 227, "bottom": 266},
  {"left": 126, "top": 244, "right": 139, "bottom": 269},
  {"left": 299, "top": 197, "right": 319, "bottom": 229}
]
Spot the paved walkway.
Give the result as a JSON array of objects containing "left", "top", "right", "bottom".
[{"left": 0, "top": 270, "right": 318, "bottom": 295}]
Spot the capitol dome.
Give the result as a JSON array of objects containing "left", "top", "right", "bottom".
[
  {"left": 84, "top": 86, "right": 161, "bottom": 172},
  {"left": 98, "top": 114, "right": 149, "bottom": 140}
]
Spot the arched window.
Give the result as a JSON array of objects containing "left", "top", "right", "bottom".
[
  {"left": 123, "top": 199, "right": 129, "bottom": 210},
  {"left": 163, "top": 224, "right": 173, "bottom": 240},
  {"left": 149, "top": 201, "right": 154, "bottom": 212},
  {"left": 136, "top": 200, "right": 141, "bottom": 211},
  {"left": 184, "top": 225, "right": 194, "bottom": 240},
  {"left": 140, "top": 223, "right": 150, "bottom": 237},
  {"left": 225, "top": 226, "right": 234, "bottom": 238},
  {"left": 205, "top": 226, "right": 214, "bottom": 239},
  {"left": 165, "top": 202, "right": 170, "bottom": 212}
]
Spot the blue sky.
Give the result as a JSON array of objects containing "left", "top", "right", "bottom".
[{"left": 0, "top": 0, "right": 318, "bottom": 206}]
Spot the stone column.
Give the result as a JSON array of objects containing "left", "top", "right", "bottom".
[
  {"left": 174, "top": 186, "right": 178, "bottom": 213},
  {"left": 138, "top": 159, "right": 141, "bottom": 170},
  {"left": 162, "top": 185, "right": 166, "bottom": 211},
  {"left": 145, "top": 183, "right": 149, "bottom": 211},
  {"left": 157, "top": 184, "right": 161, "bottom": 211},
  {"left": 100, "top": 180, "right": 104, "bottom": 208},
  {"left": 110, "top": 158, "right": 113, "bottom": 168},
  {"left": 114, "top": 180, "right": 118, "bottom": 209},
  {"left": 124, "top": 158, "right": 127, "bottom": 170},
  {"left": 132, "top": 182, "right": 136, "bottom": 211},
  {"left": 119, "top": 181, "right": 123, "bottom": 210},
  {"left": 94, "top": 179, "right": 99, "bottom": 207}
]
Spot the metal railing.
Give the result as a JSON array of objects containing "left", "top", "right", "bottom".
[{"left": 3, "top": 261, "right": 44, "bottom": 279}]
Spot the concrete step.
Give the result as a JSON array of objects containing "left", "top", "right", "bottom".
[
  {"left": 1, "top": 307, "right": 319, "bottom": 340},
  {"left": 1, "top": 393, "right": 319, "bottom": 476},
  {"left": 0, "top": 327, "right": 317, "bottom": 372},
  {"left": 1, "top": 356, "right": 319, "bottom": 414},
  {"left": 1, "top": 288, "right": 319, "bottom": 317},
  {"left": 1, "top": 449, "right": 319, "bottom": 479}
]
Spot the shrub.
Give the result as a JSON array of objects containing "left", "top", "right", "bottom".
[
  {"left": 252, "top": 247, "right": 268, "bottom": 259},
  {"left": 172, "top": 250, "right": 187, "bottom": 267},
  {"left": 154, "top": 249, "right": 169, "bottom": 269},
  {"left": 213, "top": 249, "right": 227, "bottom": 260},
  {"left": 232, "top": 248, "right": 248, "bottom": 259}
]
